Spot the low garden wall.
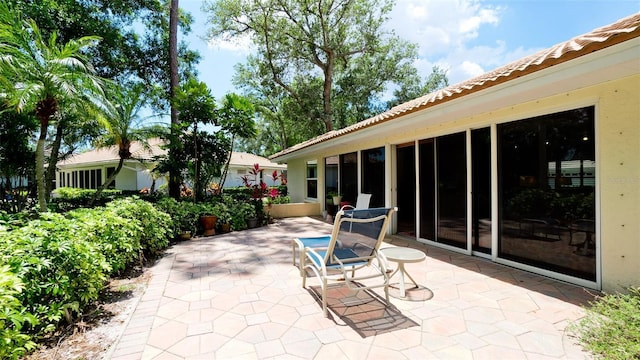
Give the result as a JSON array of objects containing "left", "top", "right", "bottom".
[{"left": 267, "top": 202, "right": 321, "bottom": 218}]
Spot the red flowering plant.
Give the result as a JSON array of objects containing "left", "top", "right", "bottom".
[
  {"left": 241, "top": 164, "right": 286, "bottom": 224},
  {"left": 241, "top": 163, "right": 269, "bottom": 224}
]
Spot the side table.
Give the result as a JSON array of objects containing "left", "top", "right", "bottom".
[{"left": 380, "top": 247, "right": 426, "bottom": 298}]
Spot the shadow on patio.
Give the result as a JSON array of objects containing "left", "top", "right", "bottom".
[{"left": 109, "top": 216, "right": 596, "bottom": 359}]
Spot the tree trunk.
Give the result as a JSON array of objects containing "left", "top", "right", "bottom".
[
  {"left": 321, "top": 51, "right": 335, "bottom": 132},
  {"left": 90, "top": 157, "right": 124, "bottom": 206},
  {"left": 45, "top": 122, "right": 64, "bottom": 201},
  {"left": 219, "top": 135, "right": 235, "bottom": 189},
  {"left": 35, "top": 123, "right": 47, "bottom": 212},
  {"left": 168, "top": 0, "right": 181, "bottom": 199}
]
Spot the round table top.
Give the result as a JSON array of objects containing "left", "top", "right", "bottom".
[{"left": 380, "top": 247, "right": 426, "bottom": 263}]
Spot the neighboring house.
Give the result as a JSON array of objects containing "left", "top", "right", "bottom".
[
  {"left": 56, "top": 138, "right": 286, "bottom": 191},
  {"left": 56, "top": 138, "right": 167, "bottom": 192},
  {"left": 270, "top": 13, "right": 640, "bottom": 292},
  {"left": 223, "top": 152, "right": 287, "bottom": 188}
]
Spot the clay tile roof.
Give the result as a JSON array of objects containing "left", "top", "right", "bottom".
[
  {"left": 270, "top": 12, "right": 640, "bottom": 160},
  {"left": 58, "top": 138, "right": 166, "bottom": 167}
]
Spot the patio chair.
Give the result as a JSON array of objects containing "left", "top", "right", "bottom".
[
  {"left": 340, "top": 193, "right": 372, "bottom": 211},
  {"left": 291, "top": 193, "right": 370, "bottom": 275},
  {"left": 301, "top": 207, "right": 397, "bottom": 317}
]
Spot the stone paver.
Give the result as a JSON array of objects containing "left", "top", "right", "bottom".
[{"left": 108, "top": 217, "right": 596, "bottom": 359}]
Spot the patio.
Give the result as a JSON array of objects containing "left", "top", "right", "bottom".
[{"left": 108, "top": 216, "right": 596, "bottom": 359}]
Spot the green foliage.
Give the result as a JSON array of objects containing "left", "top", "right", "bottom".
[
  {"left": 0, "top": 2, "right": 110, "bottom": 212},
  {"left": 0, "top": 196, "right": 173, "bottom": 346},
  {"left": 0, "top": 213, "right": 110, "bottom": 334},
  {"left": 268, "top": 195, "right": 291, "bottom": 205},
  {"left": 505, "top": 189, "right": 594, "bottom": 222},
  {"left": 50, "top": 187, "right": 123, "bottom": 211},
  {"left": 67, "top": 208, "right": 142, "bottom": 276},
  {"left": 206, "top": 0, "right": 448, "bottom": 154},
  {"left": 0, "top": 266, "right": 37, "bottom": 360},
  {"left": 105, "top": 197, "right": 171, "bottom": 257},
  {"left": 572, "top": 287, "right": 640, "bottom": 359},
  {"left": 213, "top": 202, "right": 231, "bottom": 224},
  {"left": 155, "top": 197, "right": 200, "bottom": 236}
]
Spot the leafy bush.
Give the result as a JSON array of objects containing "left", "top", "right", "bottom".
[
  {"left": 50, "top": 187, "right": 122, "bottom": 211},
  {"left": 105, "top": 197, "right": 172, "bottom": 257},
  {"left": 155, "top": 197, "right": 200, "bottom": 237},
  {"left": 572, "top": 287, "right": 640, "bottom": 359},
  {"left": 67, "top": 208, "right": 143, "bottom": 275},
  {"left": 0, "top": 266, "right": 37, "bottom": 360},
  {"left": 0, "top": 213, "right": 110, "bottom": 334}
]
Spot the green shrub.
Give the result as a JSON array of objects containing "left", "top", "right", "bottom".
[
  {"left": 0, "top": 213, "right": 109, "bottom": 334},
  {"left": 105, "top": 197, "right": 172, "bottom": 257},
  {"left": 67, "top": 208, "right": 143, "bottom": 275},
  {"left": 573, "top": 287, "right": 640, "bottom": 359},
  {"left": 50, "top": 187, "right": 122, "bottom": 211},
  {"left": 155, "top": 197, "right": 200, "bottom": 237},
  {"left": 0, "top": 266, "right": 37, "bottom": 360}
]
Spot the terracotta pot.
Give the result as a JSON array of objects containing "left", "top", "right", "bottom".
[{"left": 200, "top": 215, "right": 217, "bottom": 236}]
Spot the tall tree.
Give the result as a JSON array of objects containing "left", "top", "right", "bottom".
[
  {"left": 216, "top": 93, "right": 256, "bottom": 187},
  {"left": 90, "top": 84, "right": 163, "bottom": 204},
  {"left": 0, "top": 4, "right": 108, "bottom": 211},
  {"left": 168, "top": 0, "right": 181, "bottom": 199},
  {"left": 204, "top": 0, "right": 439, "bottom": 140}
]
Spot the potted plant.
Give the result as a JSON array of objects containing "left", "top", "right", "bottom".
[
  {"left": 329, "top": 192, "right": 342, "bottom": 206},
  {"left": 214, "top": 202, "right": 231, "bottom": 233},
  {"left": 229, "top": 202, "right": 251, "bottom": 231},
  {"left": 170, "top": 200, "right": 198, "bottom": 239},
  {"left": 198, "top": 203, "right": 218, "bottom": 236},
  {"left": 243, "top": 202, "right": 259, "bottom": 228}
]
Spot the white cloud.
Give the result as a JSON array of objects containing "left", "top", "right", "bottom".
[
  {"left": 459, "top": 60, "right": 485, "bottom": 79},
  {"left": 207, "top": 32, "right": 254, "bottom": 55},
  {"left": 387, "top": 0, "right": 539, "bottom": 85}
]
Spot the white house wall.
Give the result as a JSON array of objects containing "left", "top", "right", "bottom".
[{"left": 283, "top": 71, "right": 639, "bottom": 292}]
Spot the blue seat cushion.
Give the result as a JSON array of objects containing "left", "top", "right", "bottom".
[
  {"left": 311, "top": 249, "right": 369, "bottom": 269},
  {"left": 298, "top": 235, "right": 331, "bottom": 248}
]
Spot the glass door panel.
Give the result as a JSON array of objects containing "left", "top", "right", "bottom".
[
  {"left": 418, "top": 139, "right": 435, "bottom": 240},
  {"left": 396, "top": 144, "right": 416, "bottom": 236},
  {"left": 436, "top": 133, "right": 467, "bottom": 248},
  {"left": 472, "top": 128, "right": 492, "bottom": 254}
]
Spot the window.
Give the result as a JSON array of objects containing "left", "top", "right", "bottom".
[
  {"left": 498, "top": 106, "right": 595, "bottom": 281},
  {"left": 325, "top": 156, "right": 339, "bottom": 209},
  {"left": 339, "top": 152, "right": 358, "bottom": 204},
  {"left": 306, "top": 161, "right": 317, "bottom": 199},
  {"left": 361, "top": 147, "right": 385, "bottom": 208},
  {"left": 106, "top": 167, "right": 116, "bottom": 189}
]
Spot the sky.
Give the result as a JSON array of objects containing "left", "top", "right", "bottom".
[{"left": 178, "top": 0, "right": 639, "bottom": 101}]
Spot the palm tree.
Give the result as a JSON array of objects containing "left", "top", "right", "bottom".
[
  {"left": 90, "top": 84, "right": 163, "bottom": 204},
  {"left": 0, "top": 4, "right": 107, "bottom": 211}
]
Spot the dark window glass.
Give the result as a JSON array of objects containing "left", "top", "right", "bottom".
[
  {"left": 472, "top": 128, "right": 492, "bottom": 254},
  {"left": 396, "top": 144, "right": 416, "bottom": 236},
  {"left": 339, "top": 152, "right": 358, "bottom": 204},
  {"left": 498, "top": 106, "right": 595, "bottom": 281},
  {"left": 325, "top": 156, "right": 339, "bottom": 211},
  {"left": 436, "top": 132, "right": 467, "bottom": 248},
  {"left": 419, "top": 139, "right": 435, "bottom": 240},
  {"left": 361, "top": 147, "right": 385, "bottom": 208},
  {"left": 106, "top": 167, "right": 116, "bottom": 189},
  {"left": 306, "top": 162, "right": 317, "bottom": 199}
]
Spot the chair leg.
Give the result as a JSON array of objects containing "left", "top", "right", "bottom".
[
  {"left": 321, "top": 276, "right": 328, "bottom": 317},
  {"left": 299, "top": 249, "right": 306, "bottom": 277},
  {"left": 292, "top": 241, "right": 297, "bottom": 266},
  {"left": 302, "top": 262, "right": 307, "bottom": 288}
]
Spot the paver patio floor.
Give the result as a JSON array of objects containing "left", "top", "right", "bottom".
[{"left": 108, "top": 216, "right": 596, "bottom": 359}]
